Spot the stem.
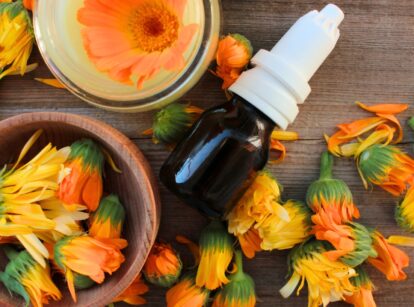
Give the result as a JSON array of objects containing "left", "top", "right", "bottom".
[
  {"left": 4, "top": 246, "right": 19, "bottom": 261},
  {"left": 233, "top": 250, "right": 245, "bottom": 280},
  {"left": 319, "top": 152, "right": 334, "bottom": 180}
]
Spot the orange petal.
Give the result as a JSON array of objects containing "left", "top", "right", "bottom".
[
  {"left": 82, "top": 171, "right": 103, "bottom": 212},
  {"left": 35, "top": 78, "right": 66, "bottom": 89},
  {"left": 356, "top": 101, "right": 409, "bottom": 115},
  {"left": 376, "top": 113, "right": 403, "bottom": 143},
  {"left": 269, "top": 139, "right": 286, "bottom": 163},
  {"left": 337, "top": 117, "right": 385, "bottom": 138}
]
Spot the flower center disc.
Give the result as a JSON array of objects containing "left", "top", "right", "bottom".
[{"left": 129, "top": 2, "right": 180, "bottom": 53}]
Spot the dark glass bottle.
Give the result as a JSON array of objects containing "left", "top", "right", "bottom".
[{"left": 160, "top": 96, "right": 275, "bottom": 217}]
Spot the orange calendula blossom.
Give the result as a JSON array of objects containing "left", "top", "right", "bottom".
[
  {"left": 344, "top": 266, "right": 376, "bottom": 307},
  {"left": 143, "top": 242, "right": 182, "bottom": 288},
  {"left": 77, "top": 0, "right": 198, "bottom": 88},
  {"left": 215, "top": 34, "right": 253, "bottom": 89},
  {"left": 53, "top": 235, "right": 127, "bottom": 302},
  {"left": 58, "top": 139, "right": 104, "bottom": 212},
  {"left": 113, "top": 274, "right": 149, "bottom": 305},
  {"left": 166, "top": 273, "right": 210, "bottom": 307}
]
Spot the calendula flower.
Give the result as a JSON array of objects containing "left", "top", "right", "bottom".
[
  {"left": 113, "top": 274, "right": 149, "bottom": 305},
  {"left": 227, "top": 170, "right": 289, "bottom": 236},
  {"left": 0, "top": 130, "right": 70, "bottom": 266},
  {"left": 313, "top": 221, "right": 377, "bottom": 267},
  {"left": 395, "top": 186, "right": 414, "bottom": 232},
  {"left": 196, "top": 219, "right": 234, "bottom": 290},
  {"left": 215, "top": 34, "right": 253, "bottom": 89},
  {"left": 0, "top": 0, "right": 34, "bottom": 79},
  {"left": 0, "top": 248, "right": 61, "bottom": 307},
  {"left": 368, "top": 231, "right": 409, "bottom": 281},
  {"left": 259, "top": 199, "right": 312, "bottom": 251},
  {"left": 143, "top": 103, "right": 203, "bottom": 145},
  {"left": 143, "top": 242, "right": 182, "bottom": 287},
  {"left": 357, "top": 144, "right": 414, "bottom": 196},
  {"left": 58, "top": 139, "right": 104, "bottom": 212},
  {"left": 212, "top": 250, "right": 256, "bottom": 307},
  {"left": 78, "top": 0, "right": 198, "bottom": 88},
  {"left": 89, "top": 194, "right": 125, "bottom": 239},
  {"left": 280, "top": 240, "right": 357, "bottom": 307},
  {"left": 344, "top": 266, "right": 376, "bottom": 307},
  {"left": 237, "top": 228, "right": 262, "bottom": 259},
  {"left": 166, "top": 273, "right": 210, "bottom": 307},
  {"left": 53, "top": 235, "right": 127, "bottom": 302}
]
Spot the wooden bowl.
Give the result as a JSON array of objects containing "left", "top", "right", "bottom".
[{"left": 0, "top": 112, "right": 161, "bottom": 306}]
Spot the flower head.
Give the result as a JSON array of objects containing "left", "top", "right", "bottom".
[
  {"left": 113, "top": 274, "right": 149, "bottom": 305},
  {"left": 280, "top": 240, "right": 357, "bottom": 307},
  {"left": 78, "top": 0, "right": 198, "bottom": 88},
  {"left": 259, "top": 199, "right": 312, "bottom": 251},
  {"left": 306, "top": 152, "right": 360, "bottom": 222},
  {"left": 215, "top": 34, "right": 253, "bottom": 89},
  {"left": 53, "top": 235, "right": 127, "bottom": 302},
  {"left": 0, "top": 1, "right": 34, "bottom": 79},
  {"left": 368, "top": 231, "right": 409, "bottom": 281},
  {"left": 58, "top": 139, "right": 104, "bottom": 211},
  {"left": 396, "top": 186, "right": 414, "bottom": 232},
  {"left": 227, "top": 170, "right": 288, "bottom": 236},
  {"left": 143, "top": 242, "right": 182, "bottom": 287},
  {"left": 357, "top": 144, "right": 414, "bottom": 196},
  {"left": 212, "top": 250, "right": 256, "bottom": 307},
  {"left": 143, "top": 103, "right": 203, "bottom": 145},
  {"left": 344, "top": 266, "right": 376, "bottom": 307},
  {"left": 0, "top": 248, "right": 61, "bottom": 307},
  {"left": 89, "top": 194, "right": 125, "bottom": 239},
  {"left": 166, "top": 273, "right": 210, "bottom": 307},
  {"left": 196, "top": 219, "right": 234, "bottom": 290}
]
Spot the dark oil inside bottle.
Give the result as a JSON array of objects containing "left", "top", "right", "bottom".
[{"left": 160, "top": 96, "right": 276, "bottom": 217}]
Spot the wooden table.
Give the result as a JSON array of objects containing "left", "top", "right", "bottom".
[{"left": 2, "top": 0, "right": 414, "bottom": 306}]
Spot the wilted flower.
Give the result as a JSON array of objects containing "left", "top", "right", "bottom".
[
  {"left": 307, "top": 152, "right": 360, "bottom": 222},
  {"left": 0, "top": 0, "right": 34, "bottom": 79},
  {"left": 143, "top": 103, "right": 203, "bottom": 145},
  {"left": 368, "top": 231, "right": 409, "bottom": 281},
  {"left": 0, "top": 248, "right": 61, "bottom": 307},
  {"left": 357, "top": 144, "right": 414, "bottom": 196},
  {"left": 78, "top": 0, "right": 198, "bottom": 88},
  {"left": 89, "top": 194, "right": 125, "bottom": 239},
  {"left": 53, "top": 235, "right": 127, "bottom": 302},
  {"left": 143, "top": 242, "right": 182, "bottom": 287},
  {"left": 58, "top": 139, "right": 104, "bottom": 212},
  {"left": 280, "top": 240, "right": 357, "bottom": 307},
  {"left": 395, "top": 186, "right": 414, "bottom": 232},
  {"left": 196, "top": 219, "right": 234, "bottom": 290},
  {"left": 214, "top": 34, "right": 253, "bottom": 89},
  {"left": 344, "top": 266, "right": 376, "bottom": 307},
  {"left": 166, "top": 273, "right": 210, "bottom": 307},
  {"left": 113, "top": 274, "right": 149, "bottom": 305},
  {"left": 259, "top": 199, "right": 312, "bottom": 251},
  {"left": 212, "top": 250, "right": 256, "bottom": 307}
]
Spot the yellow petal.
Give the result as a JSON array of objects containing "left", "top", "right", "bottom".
[{"left": 35, "top": 78, "right": 66, "bottom": 89}]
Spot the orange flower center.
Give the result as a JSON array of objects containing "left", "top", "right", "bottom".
[{"left": 128, "top": 2, "right": 179, "bottom": 53}]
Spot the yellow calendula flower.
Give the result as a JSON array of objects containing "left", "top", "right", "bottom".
[
  {"left": 196, "top": 219, "right": 234, "bottom": 290},
  {"left": 227, "top": 170, "right": 289, "bottom": 236},
  {"left": 344, "top": 266, "right": 376, "bottom": 307},
  {"left": 0, "top": 248, "right": 61, "bottom": 307},
  {"left": 280, "top": 240, "right": 357, "bottom": 307},
  {"left": 396, "top": 186, "right": 414, "bottom": 232},
  {"left": 259, "top": 200, "right": 312, "bottom": 251},
  {"left": 212, "top": 250, "right": 256, "bottom": 307},
  {"left": 0, "top": 0, "right": 34, "bottom": 79}
]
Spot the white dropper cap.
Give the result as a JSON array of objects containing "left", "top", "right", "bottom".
[{"left": 229, "top": 4, "right": 344, "bottom": 129}]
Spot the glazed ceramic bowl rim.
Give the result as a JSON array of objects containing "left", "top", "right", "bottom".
[
  {"left": 33, "top": 0, "right": 222, "bottom": 113},
  {"left": 0, "top": 112, "right": 161, "bottom": 306}
]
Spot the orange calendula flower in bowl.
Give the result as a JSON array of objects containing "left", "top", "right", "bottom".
[
  {"left": 344, "top": 266, "right": 376, "bottom": 307},
  {"left": 215, "top": 34, "right": 253, "bottom": 89},
  {"left": 77, "top": 0, "right": 198, "bottom": 88},
  {"left": 58, "top": 139, "right": 104, "bottom": 212},
  {"left": 89, "top": 194, "right": 125, "bottom": 239},
  {"left": 196, "top": 219, "right": 234, "bottom": 290},
  {"left": 143, "top": 242, "right": 182, "bottom": 288},
  {"left": 53, "top": 235, "right": 127, "bottom": 302},
  {"left": 166, "top": 273, "right": 210, "bottom": 307},
  {"left": 113, "top": 274, "right": 149, "bottom": 305}
]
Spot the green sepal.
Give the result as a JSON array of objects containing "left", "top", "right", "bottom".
[
  {"left": 306, "top": 152, "right": 353, "bottom": 209},
  {"left": 0, "top": 1, "right": 33, "bottom": 32},
  {"left": 287, "top": 239, "right": 330, "bottom": 275},
  {"left": 0, "top": 272, "right": 30, "bottom": 307},
  {"left": 214, "top": 250, "right": 255, "bottom": 305},
  {"left": 54, "top": 236, "right": 75, "bottom": 270},
  {"left": 144, "top": 269, "right": 182, "bottom": 288},
  {"left": 350, "top": 266, "right": 373, "bottom": 288},
  {"left": 92, "top": 194, "right": 126, "bottom": 229},
  {"left": 199, "top": 220, "right": 234, "bottom": 253},
  {"left": 73, "top": 273, "right": 95, "bottom": 290},
  {"left": 152, "top": 104, "right": 194, "bottom": 145},
  {"left": 69, "top": 139, "right": 105, "bottom": 175},
  {"left": 285, "top": 199, "right": 313, "bottom": 227},
  {"left": 230, "top": 33, "right": 254, "bottom": 59}
]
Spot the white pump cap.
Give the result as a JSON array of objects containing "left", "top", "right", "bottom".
[{"left": 229, "top": 4, "right": 344, "bottom": 129}]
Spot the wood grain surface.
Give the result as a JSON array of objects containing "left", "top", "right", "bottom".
[{"left": 1, "top": 0, "right": 414, "bottom": 306}]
